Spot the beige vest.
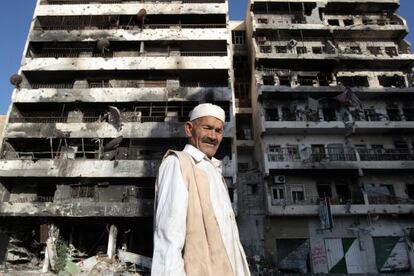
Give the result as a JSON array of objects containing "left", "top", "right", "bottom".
[{"left": 164, "top": 150, "right": 234, "bottom": 276}]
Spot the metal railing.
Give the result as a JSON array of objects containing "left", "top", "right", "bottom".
[
  {"left": 35, "top": 23, "right": 226, "bottom": 31},
  {"left": 31, "top": 50, "right": 227, "bottom": 58},
  {"left": 44, "top": 0, "right": 224, "bottom": 4},
  {"left": 271, "top": 197, "right": 363, "bottom": 206},
  {"left": 267, "top": 147, "right": 414, "bottom": 163}
]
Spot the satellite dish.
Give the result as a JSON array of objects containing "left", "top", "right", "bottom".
[{"left": 10, "top": 74, "right": 23, "bottom": 88}]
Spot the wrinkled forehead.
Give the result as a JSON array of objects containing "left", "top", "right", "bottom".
[{"left": 192, "top": 116, "right": 224, "bottom": 129}]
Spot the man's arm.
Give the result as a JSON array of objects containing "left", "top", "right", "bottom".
[{"left": 152, "top": 155, "right": 188, "bottom": 276}]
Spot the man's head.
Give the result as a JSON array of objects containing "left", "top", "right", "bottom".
[{"left": 185, "top": 103, "right": 225, "bottom": 158}]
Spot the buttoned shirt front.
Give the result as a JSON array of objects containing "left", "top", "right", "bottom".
[{"left": 152, "top": 144, "right": 250, "bottom": 276}]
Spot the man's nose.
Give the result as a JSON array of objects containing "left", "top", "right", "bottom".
[{"left": 207, "top": 130, "right": 217, "bottom": 140}]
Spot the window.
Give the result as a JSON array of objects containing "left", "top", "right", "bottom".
[
  {"left": 403, "top": 108, "right": 414, "bottom": 121},
  {"left": 232, "top": 31, "right": 245, "bottom": 45},
  {"left": 265, "top": 108, "right": 279, "bottom": 121},
  {"left": 378, "top": 75, "right": 406, "bottom": 88},
  {"left": 328, "top": 19, "right": 340, "bottom": 26},
  {"left": 269, "top": 145, "right": 283, "bottom": 162},
  {"left": 276, "top": 46, "right": 288, "bottom": 53},
  {"left": 364, "top": 108, "right": 382, "bottom": 121},
  {"left": 343, "top": 19, "right": 354, "bottom": 26},
  {"left": 327, "top": 144, "right": 346, "bottom": 161},
  {"left": 281, "top": 107, "right": 296, "bottom": 121},
  {"left": 258, "top": 18, "right": 268, "bottom": 24},
  {"left": 323, "top": 108, "right": 337, "bottom": 121},
  {"left": 387, "top": 107, "right": 402, "bottom": 121},
  {"left": 291, "top": 185, "right": 305, "bottom": 203},
  {"left": 263, "top": 75, "right": 275, "bottom": 85},
  {"left": 297, "top": 46, "right": 307, "bottom": 54},
  {"left": 406, "top": 184, "right": 414, "bottom": 199},
  {"left": 350, "top": 46, "right": 362, "bottom": 54},
  {"left": 271, "top": 185, "right": 285, "bottom": 205},
  {"left": 71, "top": 185, "right": 95, "bottom": 198},
  {"left": 385, "top": 47, "right": 398, "bottom": 57},
  {"left": 335, "top": 183, "right": 351, "bottom": 204},
  {"left": 286, "top": 145, "right": 300, "bottom": 161},
  {"left": 368, "top": 46, "right": 382, "bottom": 56},
  {"left": 260, "top": 46, "right": 272, "bottom": 53},
  {"left": 312, "top": 47, "right": 323, "bottom": 54},
  {"left": 317, "top": 183, "right": 332, "bottom": 198},
  {"left": 311, "top": 145, "right": 326, "bottom": 162},
  {"left": 337, "top": 76, "right": 370, "bottom": 87}
]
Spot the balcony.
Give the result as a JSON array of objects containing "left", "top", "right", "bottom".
[
  {"left": 265, "top": 147, "right": 414, "bottom": 172},
  {"left": 267, "top": 196, "right": 414, "bottom": 216},
  {"left": 0, "top": 158, "right": 234, "bottom": 178},
  {"left": 0, "top": 201, "right": 153, "bottom": 217}
]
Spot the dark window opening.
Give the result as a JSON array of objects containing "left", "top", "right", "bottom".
[
  {"left": 312, "top": 47, "right": 323, "bottom": 54},
  {"left": 323, "top": 108, "right": 337, "bottom": 121},
  {"left": 278, "top": 76, "right": 291, "bottom": 86},
  {"left": 349, "top": 46, "right": 362, "bottom": 54},
  {"left": 265, "top": 108, "right": 279, "bottom": 121},
  {"left": 406, "top": 184, "right": 414, "bottom": 199},
  {"left": 297, "top": 46, "right": 307, "bottom": 54},
  {"left": 328, "top": 19, "right": 340, "bottom": 26},
  {"left": 368, "top": 46, "right": 382, "bottom": 55},
  {"left": 335, "top": 184, "right": 351, "bottom": 204},
  {"left": 298, "top": 75, "right": 317, "bottom": 86},
  {"left": 387, "top": 108, "right": 402, "bottom": 121},
  {"left": 263, "top": 75, "right": 275, "bottom": 85},
  {"left": 385, "top": 47, "right": 398, "bottom": 57},
  {"left": 37, "top": 186, "right": 56, "bottom": 202},
  {"left": 403, "top": 108, "right": 414, "bottom": 121},
  {"left": 311, "top": 145, "right": 326, "bottom": 162},
  {"left": 292, "top": 190, "right": 304, "bottom": 203},
  {"left": 343, "top": 19, "right": 354, "bottom": 26},
  {"left": 260, "top": 46, "right": 272, "bottom": 53},
  {"left": 337, "top": 76, "right": 369, "bottom": 87},
  {"left": 276, "top": 46, "right": 288, "bottom": 53},
  {"left": 232, "top": 30, "right": 246, "bottom": 45},
  {"left": 282, "top": 107, "right": 296, "bottom": 121},
  {"left": 364, "top": 108, "right": 383, "bottom": 121},
  {"left": 258, "top": 18, "right": 268, "bottom": 24},
  {"left": 379, "top": 75, "right": 406, "bottom": 88},
  {"left": 317, "top": 184, "right": 332, "bottom": 198}
]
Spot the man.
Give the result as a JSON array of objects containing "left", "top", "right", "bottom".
[{"left": 152, "top": 103, "right": 250, "bottom": 276}]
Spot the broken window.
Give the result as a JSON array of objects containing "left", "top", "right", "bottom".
[
  {"left": 322, "top": 108, "right": 337, "bottom": 121},
  {"left": 297, "top": 46, "right": 307, "bottom": 54},
  {"left": 328, "top": 19, "right": 340, "bottom": 26},
  {"left": 263, "top": 75, "right": 275, "bottom": 85},
  {"left": 379, "top": 75, "right": 406, "bottom": 88},
  {"left": 349, "top": 46, "right": 362, "bottom": 54},
  {"left": 312, "top": 47, "right": 323, "bottom": 54},
  {"left": 364, "top": 108, "right": 382, "bottom": 121},
  {"left": 268, "top": 145, "right": 283, "bottom": 162},
  {"left": 317, "top": 183, "right": 332, "bottom": 198},
  {"left": 335, "top": 183, "right": 351, "bottom": 204},
  {"left": 265, "top": 108, "right": 279, "bottom": 121},
  {"left": 281, "top": 107, "right": 296, "bottom": 121},
  {"left": 258, "top": 18, "right": 268, "bottom": 24},
  {"left": 275, "top": 46, "right": 288, "bottom": 53},
  {"left": 403, "top": 108, "right": 414, "bottom": 121},
  {"left": 367, "top": 46, "right": 382, "bottom": 56},
  {"left": 343, "top": 19, "right": 354, "bottom": 26},
  {"left": 260, "top": 46, "right": 272, "bottom": 53},
  {"left": 386, "top": 107, "right": 402, "bottom": 121},
  {"left": 385, "top": 47, "right": 398, "bottom": 57},
  {"left": 311, "top": 145, "right": 326, "bottom": 162},
  {"left": 406, "top": 184, "right": 414, "bottom": 199},
  {"left": 337, "top": 76, "right": 370, "bottom": 87}
]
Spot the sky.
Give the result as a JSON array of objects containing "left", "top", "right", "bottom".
[{"left": 0, "top": 0, "right": 412, "bottom": 114}]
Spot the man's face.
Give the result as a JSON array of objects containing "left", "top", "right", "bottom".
[{"left": 185, "top": 116, "right": 224, "bottom": 158}]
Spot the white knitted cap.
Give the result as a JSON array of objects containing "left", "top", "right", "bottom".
[{"left": 189, "top": 103, "right": 225, "bottom": 123}]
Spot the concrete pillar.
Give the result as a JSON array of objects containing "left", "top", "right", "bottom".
[
  {"left": 46, "top": 224, "right": 59, "bottom": 272},
  {"left": 42, "top": 245, "right": 50, "bottom": 273},
  {"left": 107, "top": 224, "right": 118, "bottom": 259}
]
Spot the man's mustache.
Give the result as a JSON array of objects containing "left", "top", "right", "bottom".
[{"left": 202, "top": 138, "right": 218, "bottom": 145}]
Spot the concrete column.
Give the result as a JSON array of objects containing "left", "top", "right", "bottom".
[
  {"left": 42, "top": 245, "right": 50, "bottom": 273},
  {"left": 107, "top": 225, "right": 118, "bottom": 259}
]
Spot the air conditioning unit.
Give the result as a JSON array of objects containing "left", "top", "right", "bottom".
[{"left": 274, "top": 175, "right": 286, "bottom": 184}]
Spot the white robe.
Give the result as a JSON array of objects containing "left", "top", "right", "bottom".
[{"left": 152, "top": 144, "right": 250, "bottom": 276}]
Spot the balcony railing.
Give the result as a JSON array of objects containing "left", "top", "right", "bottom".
[
  {"left": 267, "top": 147, "right": 414, "bottom": 163},
  {"left": 34, "top": 23, "right": 226, "bottom": 31},
  {"left": 271, "top": 196, "right": 363, "bottom": 206},
  {"left": 44, "top": 0, "right": 225, "bottom": 4}
]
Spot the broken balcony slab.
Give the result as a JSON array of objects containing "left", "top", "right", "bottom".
[
  {"left": 4, "top": 121, "right": 234, "bottom": 138},
  {"left": 0, "top": 159, "right": 235, "bottom": 178},
  {"left": 21, "top": 56, "right": 230, "bottom": 71},
  {"left": 36, "top": 2, "right": 227, "bottom": 17},
  {"left": 29, "top": 28, "right": 228, "bottom": 43},
  {"left": 13, "top": 87, "right": 232, "bottom": 103},
  {"left": 0, "top": 201, "right": 153, "bottom": 217}
]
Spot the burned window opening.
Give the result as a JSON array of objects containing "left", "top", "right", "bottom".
[
  {"left": 337, "top": 76, "right": 369, "bottom": 87},
  {"left": 379, "top": 75, "right": 406, "bottom": 88}
]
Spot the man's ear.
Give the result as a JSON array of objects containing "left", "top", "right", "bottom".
[{"left": 184, "top": 121, "right": 193, "bottom": 138}]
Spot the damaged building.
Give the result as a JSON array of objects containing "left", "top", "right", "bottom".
[
  {"left": 239, "top": 0, "right": 414, "bottom": 274},
  {"left": 2, "top": 0, "right": 414, "bottom": 274},
  {"left": 0, "top": 0, "right": 235, "bottom": 273}
]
